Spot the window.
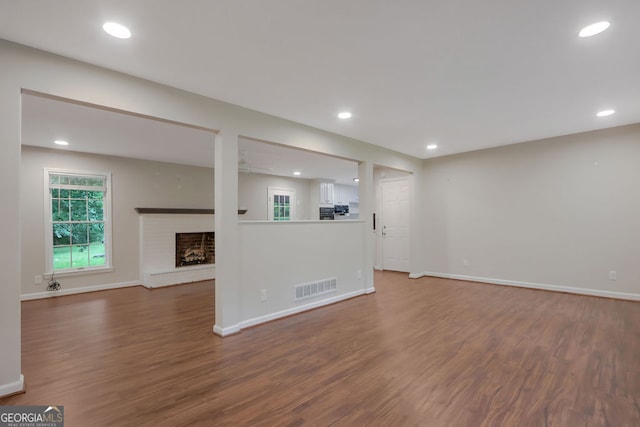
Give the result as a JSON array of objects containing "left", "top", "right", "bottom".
[
  {"left": 267, "top": 187, "right": 296, "bottom": 221},
  {"left": 45, "top": 169, "right": 112, "bottom": 273}
]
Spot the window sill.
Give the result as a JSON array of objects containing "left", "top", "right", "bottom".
[{"left": 45, "top": 267, "right": 114, "bottom": 279}]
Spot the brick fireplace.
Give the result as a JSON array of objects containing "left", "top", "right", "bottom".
[
  {"left": 175, "top": 232, "right": 215, "bottom": 267},
  {"left": 137, "top": 208, "right": 215, "bottom": 288}
]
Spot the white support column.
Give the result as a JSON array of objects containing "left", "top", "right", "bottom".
[
  {"left": 213, "top": 131, "right": 242, "bottom": 336},
  {"left": 358, "top": 161, "right": 376, "bottom": 293},
  {"left": 408, "top": 167, "right": 425, "bottom": 277},
  {"left": 0, "top": 87, "right": 24, "bottom": 397}
]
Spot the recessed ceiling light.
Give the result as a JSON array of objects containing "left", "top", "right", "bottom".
[
  {"left": 427, "top": 144, "right": 438, "bottom": 150},
  {"left": 338, "top": 112, "right": 352, "bottom": 119},
  {"left": 353, "top": 178, "right": 360, "bottom": 182},
  {"left": 103, "top": 22, "right": 131, "bottom": 39},
  {"left": 54, "top": 140, "right": 69, "bottom": 146},
  {"left": 293, "top": 171, "right": 301, "bottom": 176},
  {"left": 579, "top": 21, "right": 610, "bottom": 38},
  {"left": 596, "top": 109, "right": 615, "bottom": 117}
]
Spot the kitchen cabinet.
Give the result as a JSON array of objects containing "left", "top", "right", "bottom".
[
  {"left": 334, "top": 184, "right": 359, "bottom": 205},
  {"left": 319, "top": 182, "right": 334, "bottom": 205}
]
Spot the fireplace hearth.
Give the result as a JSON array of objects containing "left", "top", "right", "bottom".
[{"left": 175, "top": 232, "right": 215, "bottom": 267}]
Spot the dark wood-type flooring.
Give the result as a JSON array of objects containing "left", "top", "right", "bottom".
[{"left": 2, "top": 271, "right": 639, "bottom": 426}]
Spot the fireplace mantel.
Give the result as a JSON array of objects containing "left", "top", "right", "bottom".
[{"left": 135, "top": 208, "right": 247, "bottom": 215}]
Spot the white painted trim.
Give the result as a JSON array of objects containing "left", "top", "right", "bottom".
[
  {"left": 0, "top": 374, "right": 24, "bottom": 398},
  {"left": 267, "top": 186, "right": 296, "bottom": 221},
  {"left": 408, "top": 272, "right": 426, "bottom": 279},
  {"left": 44, "top": 168, "right": 113, "bottom": 274},
  {"left": 238, "top": 289, "right": 368, "bottom": 331},
  {"left": 21, "top": 281, "right": 140, "bottom": 301},
  {"left": 142, "top": 266, "right": 215, "bottom": 289},
  {"left": 365, "top": 287, "right": 376, "bottom": 294},
  {"left": 212, "top": 324, "right": 241, "bottom": 337},
  {"left": 415, "top": 272, "right": 640, "bottom": 301},
  {"left": 374, "top": 266, "right": 383, "bottom": 271}
]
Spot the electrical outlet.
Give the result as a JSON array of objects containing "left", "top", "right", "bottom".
[
  {"left": 35, "top": 275, "right": 42, "bottom": 284},
  {"left": 609, "top": 270, "right": 617, "bottom": 280},
  {"left": 260, "top": 289, "right": 267, "bottom": 302}
]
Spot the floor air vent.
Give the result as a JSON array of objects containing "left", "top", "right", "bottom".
[{"left": 295, "top": 277, "right": 337, "bottom": 301}]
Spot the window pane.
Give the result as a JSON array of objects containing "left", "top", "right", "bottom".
[
  {"left": 59, "top": 189, "right": 69, "bottom": 198},
  {"left": 53, "top": 224, "right": 71, "bottom": 246},
  {"left": 88, "top": 191, "right": 104, "bottom": 200},
  {"left": 68, "top": 176, "right": 86, "bottom": 186},
  {"left": 88, "top": 177, "right": 105, "bottom": 186},
  {"left": 50, "top": 175, "right": 59, "bottom": 185},
  {"left": 70, "top": 190, "right": 87, "bottom": 198},
  {"left": 71, "top": 223, "right": 88, "bottom": 244},
  {"left": 71, "top": 245, "right": 89, "bottom": 268},
  {"left": 53, "top": 199, "right": 70, "bottom": 222},
  {"left": 67, "top": 176, "right": 97, "bottom": 186},
  {"left": 60, "top": 176, "right": 69, "bottom": 185},
  {"left": 51, "top": 199, "right": 60, "bottom": 221},
  {"left": 89, "top": 242, "right": 105, "bottom": 267},
  {"left": 53, "top": 246, "right": 71, "bottom": 270},
  {"left": 51, "top": 188, "right": 59, "bottom": 198},
  {"left": 88, "top": 199, "right": 103, "bottom": 221},
  {"left": 89, "top": 223, "right": 104, "bottom": 244},
  {"left": 71, "top": 199, "right": 87, "bottom": 221}
]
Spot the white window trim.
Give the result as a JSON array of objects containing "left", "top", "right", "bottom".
[
  {"left": 267, "top": 187, "right": 296, "bottom": 221},
  {"left": 43, "top": 168, "right": 113, "bottom": 275}
]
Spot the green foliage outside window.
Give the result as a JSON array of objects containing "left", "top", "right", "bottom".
[
  {"left": 49, "top": 173, "right": 108, "bottom": 270},
  {"left": 273, "top": 194, "right": 290, "bottom": 221}
]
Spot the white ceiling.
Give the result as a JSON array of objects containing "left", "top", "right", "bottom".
[
  {"left": 21, "top": 94, "right": 359, "bottom": 185},
  {"left": 3, "top": 1, "right": 640, "bottom": 159}
]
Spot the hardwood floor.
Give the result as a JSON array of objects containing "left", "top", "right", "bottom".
[{"left": 2, "top": 271, "right": 639, "bottom": 426}]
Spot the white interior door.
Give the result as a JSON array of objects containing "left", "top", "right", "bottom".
[{"left": 381, "top": 179, "right": 410, "bottom": 272}]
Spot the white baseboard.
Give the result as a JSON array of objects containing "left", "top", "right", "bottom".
[
  {"left": 365, "top": 287, "right": 376, "bottom": 294},
  {"left": 0, "top": 374, "right": 24, "bottom": 398},
  {"left": 21, "top": 281, "right": 140, "bottom": 301},
  {"left": 408, "top": 272, "right": 426, "bottom": 279},
  {"left": 225, "top": 289, "right": 368, "bottom": 333},
  {"left": 414, "top": 271, "right": 640, "bottom": 301},
  {"left": 212, "top": 324, "right": 241, "bottom": 337},
  {"left": 143, "top": 266, "right": 215, "bottom": 288}
]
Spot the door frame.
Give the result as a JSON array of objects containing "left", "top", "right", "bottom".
[
  {"left": 267, "top": 186, "right": 296, "bottom": 221},
  {"left": 378, "top": 177, "right": 410, "bottom": 272}
]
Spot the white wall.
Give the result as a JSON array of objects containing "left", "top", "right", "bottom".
[
  {"left": 0, "top": 39, "right": 421, "bottom": 394},
  {"left": 420, "top": 124, "right": 640, "bottom": 299},
  {"left": 20, "top": 146, "right": 214, "bottom": 296},
  {"left": 236, "top": 221, "right": 368, "bottom": 330},
  {"left": 238, "top": 172, "right": 312, "bottom": 221}
]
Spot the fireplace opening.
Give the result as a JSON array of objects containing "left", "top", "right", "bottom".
[{"left": 175, "top": 232, "right": 215, "bottom": 267}]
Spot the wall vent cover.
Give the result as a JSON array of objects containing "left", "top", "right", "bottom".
[{"left": 295, "top": 277, "right": 337, "bottom": 301}]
